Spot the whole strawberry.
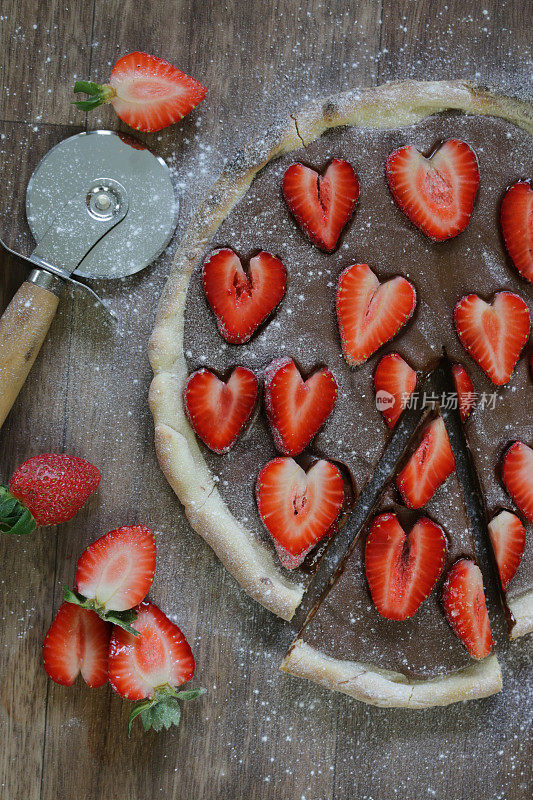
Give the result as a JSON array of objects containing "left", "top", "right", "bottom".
[{"left": 0, "top": 454, "right": 101, "bottom": 535}]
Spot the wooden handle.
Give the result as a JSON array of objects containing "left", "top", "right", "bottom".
[{"left": 0, "top": 279, "right": 60, "bottom": 428}]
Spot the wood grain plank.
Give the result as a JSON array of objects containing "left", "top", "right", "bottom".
[
  {"left": 0, "top": 121, "right": 83, "bottom": 800},
  {"left": 379, "top": 0, "right": 532, "bottom": 94},
  {"left": 1, "top": 2, "right": 531, "bottom": 800},
  {"left": 0, "top": 0, "right": 94, "bottom": 125}
]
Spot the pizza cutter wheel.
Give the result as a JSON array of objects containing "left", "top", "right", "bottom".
[{"left": 0, "top": 130, "right": 177, "bottom": 428}]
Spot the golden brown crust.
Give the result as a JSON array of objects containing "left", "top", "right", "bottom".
[
  {"left": 149, "top": 80, "right": 533, "bottom": 625},
  {"left": 509, "top": 590, "right": 533, "bottom": 639},
  {"left": 280, "top": 639, "right": 502, "bottom": 708}
]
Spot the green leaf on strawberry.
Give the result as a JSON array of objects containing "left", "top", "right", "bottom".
[
  {"left": 0, "top": 485, "right": 37, "bottom": 535},
  {"left": 63, "top": 587, "right": 141, "bottom": 636},
  {"left": 128, "top": 686, "right": 205, "bottom": 736}
]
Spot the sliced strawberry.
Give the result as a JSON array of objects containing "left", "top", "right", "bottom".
[
  {"left": 386, "top": 139, "right": 479, "bottom": 241},
  {"left": 73, "top": 52, "right": 206, "bottom": 133},
  {"left": 501, "top": 441, "right": 533, "bottom": 523},
  {"left": 451, "top": 362, "right": 475, "bottom": 422},
  {"left": 336, "top": 264, "right": 416, "bottom": 367},
  {"left": 75, "top": 525, "right": 156, "bottom": 612},
  {"left": 43, "top": 602, "right": 110, "bottom": 688},
  {"left": 500, "top": 180, "right": 533, "bottom": 283},
  {"left": 442, "top": 559, "right": 493, "bottom": 659},
  {"left": 264, "top": 358, "right": 337, "bottom": 456},
  {"left": 454, "top": 292, "right": 530, "bottom": 386},
  {"left": 396, "top": 416, "right": 455, "bottom": 508},
  {"left": 374, "top": 352, "right": 417, "bottom": 428},
  {"left": 109, "top": 601, "right": 195, "bottom": 701},
  {"left": 184, "top": 366, "right": 258, "bottom": 453},
  {"left": 488, "top": 510, "right": 526, "bottom": 591},
  {"left": 282, "top": 159, "right": 359, "bottom": 252},
  {"left": 364, "top": 513, "right": 447, "bottom": 620},
  {"left": 202, "top": 249, "right": 287, "bottom": 344},
  {"left": 256, "top": 457, "right": 344, "bottom": 569}
]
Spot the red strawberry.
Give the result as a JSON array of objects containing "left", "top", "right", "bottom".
[
  {"left": 500, "top": 180, "right": 533, "bottom": 283},
  {"left": 184, "top": 366, "right": 258, "bottom": 453},
  {"left": 43, "top": 602, "right": 110, "bottom": 688},
  {"left": 397, "top": 416, "right": 455, "bottom": 508},
  {"left": 386, "top": 139, "right": 479, "bottom": 241},
  {"left": 336, "top": 264, "right": 416, "bottom": 367},
  {"left": 109, "top": 601, "right": 202, "bottom": 734},
  {"left": 364, "top": 513, "right": 447, "bottom": 620},
  {"left": 374, "top": 352, "right": 417, "bottom": 428},
  {"left": 488, "top": 510, "right": 526, "bottom": 591},
  {"left": 202, "top": 249, "right": 287, "bottom": 344},
  {"left": 264, "top": 358, "right": 337, "bottom": 456},
  {"left": 282, "top": 159, "right": 359, "bottom": 252},
  {"left": 74, "top": 524, "right": 156, "bottom": 611},
  {"left": 256, "top": 457, "right": 344, "bottom": 569},
  {"left": 442, "top": 559, "right": 493, "bottom": 659},
  {"left": 451, "top": 362, "right": 475, "bottom": 421},
  {"left": 73, "top": 52, "right": 206, "bottom": 132},
  {"left": 1, "top": 454, "right": 101, "bottom": 535},
  {"left": 501, "top": 441, "right": 533, "bottom": 523},
  {"left": 454, "top": 292, "right": 530, "bottom": 385}
]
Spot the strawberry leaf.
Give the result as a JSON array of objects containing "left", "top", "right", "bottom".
[
  {"left": 128, "top": 686, "right": 206, "bottom": 735},
  {"left": 0, "top": 485, "right": 36, "bottom": 535},
  {"left": 72, "top": 81, "right": 115, "bottom": 111},
  {"left": 63, "top": 587, "right": 140, "bottom": 636}
]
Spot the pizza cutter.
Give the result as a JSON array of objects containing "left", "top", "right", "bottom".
[{"left": 0, "top": 130, "right": 177, "bottom": 428}]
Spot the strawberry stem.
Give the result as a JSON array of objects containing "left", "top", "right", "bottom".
[
  {"left": 72, "top": 80, "right": 116, "bottom": 111},
  {"left": 128, "top": 686, "right": 206, "bottom": 736},
  {"left": 0, "top": 485, "right": 36, "bottom": 535},
  {"left": 63, "top": 586, "right": 140, "bottom": 636}
]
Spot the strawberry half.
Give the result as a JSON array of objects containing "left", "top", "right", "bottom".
[
  {"left": 451, "top": 362, "right": 475, "bottom": 421},
  {"left": 336, "top": 264, "right": 416, "bottom": 367},
  {"left": 397, "top": 416, "right": 455, "bottom": 508},
  {"left": 488, "top": 510, "right": 526, "bottom": 591},
  {"left": 454, "top": 291, "right": 530, "bottom": 386},
  {"left": 256, "top": 457, "right": 344, "bottom": 569},
  {"left": 264, "top": 358, "right": 337, "bottom": 456},
  {"left": 73, "top": 52, "right": 206, "bottom": 133},
  {"left": 364, "top": 513, "right": 447, "bottom": 620},
  {"left": 0, "top": 453, "right": 101, "bottom": 535},
  {"left": 501, "top": 441, "right": 533, "bottom": 523},
  {"left": 43, "top": 602, "right": 110, "bottom": 688},
  {"left": 64, "top": 525, "right": 156, "bottom": 634},
  {"left": 184, "top": 366, "right": 258, "bottom": 453},
  {"left": 386, "top": 139, "right": 479, "bottom": 241},
  {"left": 374, "top": 352, "right": 417, "bottom": 428},
  {"left": 442, "top": 559, "right": 493, "bottom": 659},
  {"left": 282, "top": 159, "right": 359, "bottom": 252},
  {"left": 108, "top": 601, "right": 203, "bottom": 734},
  {"left": 202, "top": 249, "right": 287, "bottom": 344},
  {"left": 500, "top": 180, "right": 533, "bottom": 283}
]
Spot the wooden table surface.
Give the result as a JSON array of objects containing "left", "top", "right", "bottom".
[{"left": 0, "top": 1, "right": 531, "bottom": 799}]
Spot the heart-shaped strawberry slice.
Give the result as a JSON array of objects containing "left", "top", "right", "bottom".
[
  {"left": 500, "top": 180, "right": 533, "bottom": 284},
  {"left": 282, "top": 159, "right": 359, "bottom": 252},
  {"left": 364, "top": 513, "right": 447, "bottom": 620},
  {"left": 203, "top": 248, "right": 287, "bottom": 344},
  {"left": 396, "top": 416, "right": 455, "bottom": 509},
  {"left": 501, "top": 441, "right": 533, "bottom": 523},
  {"left": 454, "top": 292, "right": 530, "bottom": 385},
  {"left": 386, "top": 139, "right": 479, "bottom": 241},
  {"left": 264, "top": 357, "right": 338, "bottom": 456},
  {"left": 256, "top": 457, "right": 344, "bottom": 569},
  {"left": 451, "top": 362, "right": 475, "bottom": 421},
  {"left": 442, "top": 559, "right": 493, "bottom": 659},
  {"left": 374, "top": 352, "right": 417, "bottom": 428},
  {"left": 183, "top": 366, "right": 258, "bottom": 454},
  {"left": 336, "top": 264, "right": 417, "bottom": 366}
]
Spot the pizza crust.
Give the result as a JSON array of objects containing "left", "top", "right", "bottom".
[
  {"left": 508, "top": 590, "right": 533, "bottom": 640},
  {"left": 149, "top": 80, "right": 533, "bottom": 623},
  {"left": 281, "top": 639, "right": 502, "bottom": 708}
]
